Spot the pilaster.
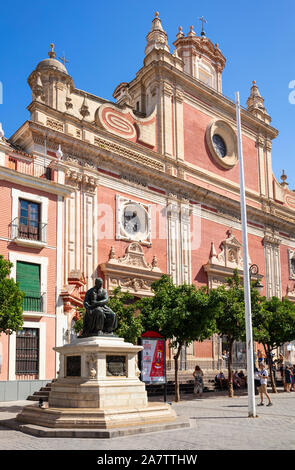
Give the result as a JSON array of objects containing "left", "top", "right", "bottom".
[
  {"left": 256, "top": 136, "right": 266, "bottom": 197},
  {"left": 263, "top": 231, "right": 281, "bottom": 298}
]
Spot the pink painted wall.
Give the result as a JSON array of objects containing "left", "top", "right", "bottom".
[{"left": 183, "top": 103, "right": 259, "bottom": 194}]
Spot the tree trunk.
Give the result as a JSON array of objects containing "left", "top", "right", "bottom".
[
  {"left": 174, "top": 344, "right": 182, "bottom": 402},
  {"left": 227, "top": 339, "right": 234, "bottom": 398},
  {"left": 264, "top": 344, "right": 277, "bottom": 393}
]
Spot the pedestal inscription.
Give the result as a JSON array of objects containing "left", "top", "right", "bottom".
[
  {"left": 66, "top": 355, "right": 81, "bottom": 377},
  {"left": 106, "top": 355, "right": 126, "bottom": 376}
]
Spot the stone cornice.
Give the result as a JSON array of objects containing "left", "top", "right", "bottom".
[
  {"left": 8, "top": 119, "right": 295, "bottom": 234},
  {"left": 128, "top": 61, "right": 278, "bottom": 141},
  {"left": 0, "top": 165, "right": 74, "bottom": 197}
]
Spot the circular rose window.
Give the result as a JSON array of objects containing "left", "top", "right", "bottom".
[{"left": 206, "top": 120, "right": 238, "bottom": 169}]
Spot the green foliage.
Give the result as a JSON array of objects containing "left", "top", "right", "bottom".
[
  {"left": 139, "top": 275, "right": 217, "bottom": 351},
  {"left": 253, "top": 296, "right": 295, "bottom": 351},
  {"left": 209, "top": 270, "right": 262, "bottom": 342},
  {"left": 0, "top": 255, "right": 24, "bottom": 334},
  {"left": 107, "top": 287, "right": 144, "bottom": 344},
  {"left": 73, "top": 308, "right": 85, "bottom": 335}
]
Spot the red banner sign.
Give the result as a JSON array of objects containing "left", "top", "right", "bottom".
[{"left": 141, "top": 337, "right": 165, "bottom": 384}]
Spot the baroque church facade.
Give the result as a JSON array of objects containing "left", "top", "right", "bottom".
[{"left": 1, "top": 12, "right": 295, "bottom": 393}]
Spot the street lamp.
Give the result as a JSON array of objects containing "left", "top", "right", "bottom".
[{"left": 249, "top": 264, "right": 264, "bottom": 294}]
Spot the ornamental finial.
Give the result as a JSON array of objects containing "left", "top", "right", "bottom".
[{"left": 48, "top": 43, "right": 56, "bottom": 59}]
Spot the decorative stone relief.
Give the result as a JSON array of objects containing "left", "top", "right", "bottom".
[
  {"left": 86, "top": 353, "right": 98, "bottom": 380},
  {"left": 287, "top": 284, "right": 295, "bottom": 302},
  {"left": 203, "top": 230, "right": 254, "bottom": 289},
  {"left": 116, "top": 195, "right": 152, "bottom": 245},
  {"left": 263, "top": 230, "right": 281, "bottom": 298},
  {"left": 46, "top": 117, "right": 64, "bottom": 132},
  {"left": 100, "top": 243, "right": 163, "bottom": 297},
  {"left": 95, "top": 103, "right": 156, "bottom": 148},
  {"left": 93, "top": 136, "right": 163, "bottom": 172},
  {"left": 288, "top": 249, "right": 295, "bottom": 280}
]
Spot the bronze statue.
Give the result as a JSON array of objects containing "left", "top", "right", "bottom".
[{"left": 82, "top": 278, "right": 117, "bottom": 337}]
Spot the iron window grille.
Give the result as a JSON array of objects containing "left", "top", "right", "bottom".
[{"left": 15, "top": 328, "right": 39, "bottom": 375}]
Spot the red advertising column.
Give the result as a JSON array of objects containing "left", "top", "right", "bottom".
[{"left": 140, "top": 331, "right": 167, "bottom": 401}]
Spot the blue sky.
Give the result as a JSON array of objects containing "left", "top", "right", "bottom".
[{"left": 1, "top": 0, "right": 294, "bottom": 188}]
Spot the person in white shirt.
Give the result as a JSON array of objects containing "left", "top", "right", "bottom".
[{"left": 257, "top": 363, "right": 273, "bottom": 407}]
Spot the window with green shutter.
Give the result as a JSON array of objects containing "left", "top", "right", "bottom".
[{"left": 16, "top": 261, "right": 42, "bottom": 312}]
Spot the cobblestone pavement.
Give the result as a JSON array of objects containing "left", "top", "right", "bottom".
[{"left": 0, "top": 390, "right": 294, "bottom": 450}]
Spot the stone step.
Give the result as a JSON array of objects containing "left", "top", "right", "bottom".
[{"left": 27, "top": 394, "right": 49, "bottom": 402}]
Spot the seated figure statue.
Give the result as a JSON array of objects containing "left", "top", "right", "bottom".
[{"left": 82, "top": 278, "right": 117, "bottom": 337}]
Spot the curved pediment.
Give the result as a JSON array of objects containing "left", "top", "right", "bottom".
[{"left": 100, "top": 243, "right": 163, "bottom": 297}]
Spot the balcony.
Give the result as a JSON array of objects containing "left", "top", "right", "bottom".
[
  {"left": 8, "top": 157, "right": 53, "bottom": 181},
  {"left": 11, "top": 217, "right": 47, "bottom": 248},
  {"left": 22, "top": 291, "right": 46, "bottom": 314}
]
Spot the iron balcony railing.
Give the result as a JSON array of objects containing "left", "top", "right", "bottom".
[
  {"left": 11, "top": 217, "right": 47, "bottom": 243},
  {"left": 8, "top": 158, "right": 52, "bottom": 181},
  {"left": 22, "top": 291, "right": 46, "bottom": 313}
]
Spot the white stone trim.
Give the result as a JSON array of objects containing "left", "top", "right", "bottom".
[
  {"left": 167, "top": 200, "right": 181, "bottom": 284},
  {"left": 98, "top": 175, "right": 166, "bottom": 206},
  {"left": 116, "top": 195, "right": 152, "bottom": 246},
  {"left": 9, "top": 251, "right": 48, "bottom": 313},
  {"left": 8, "top": 320, "right": 46, "bottom": 380},
  {"left": 0, "top": 166, "right": 71, "bottom": 197},
  {"left": 264, "top": 239, "right": 281, "bottom": 298},
  {"left": 55, "top": 194, "right": 65, "bottom": 371},
  {"left": 11, "top": 188, "right": 49, "bottom": 245}
]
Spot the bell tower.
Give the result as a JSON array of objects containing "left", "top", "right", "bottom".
[{"left": 173, "top": 18, "right": 226, "bottom": 93}]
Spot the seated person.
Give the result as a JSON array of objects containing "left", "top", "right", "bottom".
[
  {"left": 238, "top": 370, "right": 247, "bottom": 387},
  {"left": 215, "top": 371, "right": 227, "bottom": 390}
]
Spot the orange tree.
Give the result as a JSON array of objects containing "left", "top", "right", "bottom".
[
  {"left": 208, "top": 270, "right": 262, "bottom": 397},
  {"left": 252, "top": 296, "right": 295, "bottom": 393},
  {"left": 0, "top": 255, "right": 24, "bottom": 334},
  {"left": 138, "top": 275, "right": 218, "bottom": 402}
]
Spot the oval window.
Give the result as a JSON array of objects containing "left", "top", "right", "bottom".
[{"left": 212, "top": 134, "right": 227, "bottom": 158}]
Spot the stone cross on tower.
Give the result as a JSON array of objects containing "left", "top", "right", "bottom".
[
  {"left": 59, "top": 54, "right": 69, "bottom": 66},
  {"left": 198, "top": 16, "right": 207, "bottom": 36}
]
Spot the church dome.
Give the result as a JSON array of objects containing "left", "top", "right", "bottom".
[
  {"left": 36, "top": 57, "right": 68, "bottom": 74},
  {"left": 36, "top": 44, "right": 68, "bottom": 75}
]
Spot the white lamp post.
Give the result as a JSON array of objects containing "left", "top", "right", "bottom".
[{"left": 235, "top": 91, "right": 256, "bottom": 418}]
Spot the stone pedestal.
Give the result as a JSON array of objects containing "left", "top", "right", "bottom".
[{"left": 17, "top": 336, "right": 180, "bottom": 433}]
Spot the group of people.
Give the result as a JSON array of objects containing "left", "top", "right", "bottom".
[
  {"left": 192, "top": 366, "right": 247, "bottom": 398},
  {"left": 192, "top": 352, "right": 295, "bottom": 403},
  {"left": 279, "top": 363, "right": 295, "bottom": 392}
]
